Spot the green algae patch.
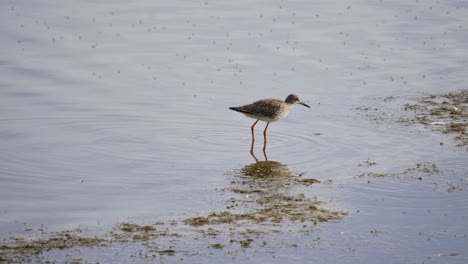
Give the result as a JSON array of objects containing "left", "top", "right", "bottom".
[
  {"left": 185, "top": 216, "right": 211, "bottom": 226},
  {"left": 119, "top": 223, "right": 156, "bottom": 233},
  {"left": 185, "top": 160, "right": 346, "bottom": 228},
  {"left": 403, "top": 90, "right": 468, "bottom": 148},
  {"left": 257, "top": 194, "right": 346, "bottom": 224},
  {"left": 185, "top": 193, "right": 345, "bottom": 227},
  {"left": 110, "top": 222, "right": 178, "bottom": 242},
  {"left": 185, "top": 211, "right": 261, "bottom": 226},
  {"left": 446, "top": 122, "right": 467, "bottom": 134},
  {"left": 0, "top": 229, "right": 107, "bottom": 263},
  {"left": 356, "top": 90, "right": 468, "bottom": 149},
  {"left": 298, "top": 178, "right": 321, "bottom": 186},
  {"left": 240, "top": 160, "right": 293, "bottom": 178},
  {"left": 357, "top": 162, "right": 440, "bottom": 179}
]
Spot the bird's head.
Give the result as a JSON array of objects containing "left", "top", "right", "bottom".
[{"left": 285, "top": 94, "right": 310, "bottom": 108}]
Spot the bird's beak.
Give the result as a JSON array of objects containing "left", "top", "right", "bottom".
[{"left": 300, "top": 102, "right": 310, "bottom": 108}]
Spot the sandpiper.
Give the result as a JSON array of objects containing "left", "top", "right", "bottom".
[{"left": 229, "top": 94, "right": 310, "bottom": 150}]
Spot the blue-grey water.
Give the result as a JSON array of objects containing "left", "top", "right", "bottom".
[{"left": 1, "top": 0, "right": 467, "bottom": 263}]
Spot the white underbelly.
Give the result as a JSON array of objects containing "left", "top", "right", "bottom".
[{"left": 244, "top": 107, "right": 291, "bottom": 122}]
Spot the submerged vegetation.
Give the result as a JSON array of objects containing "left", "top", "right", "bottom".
[
  {"left": 356, "top": 90, "right": 468, "bottom": 148},
  {"left": 403, "top": 90, "right": 468, "bottom": 147},
  {"left": 185, "top": 194, "right": 345, "bottom": 227},
  {"left": 0, "top": 229, "right": 106, "bottom": 263},
  {"left": 0, "top": 160, "right": 346, "bottom": 263},
  {"left": 357, "top": 162, "right": 440, "bottom": 178}
]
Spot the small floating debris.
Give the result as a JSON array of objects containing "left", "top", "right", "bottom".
[
  {"left": 451, "top": 106, "right": 462, "bottom": 114},
  {"left": 429, "top": 121, "right": 445, "bottom": 125},
  {"left": 434, "top": 252, "right": 459, "bottom": 257}
]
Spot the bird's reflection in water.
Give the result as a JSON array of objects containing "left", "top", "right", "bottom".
[
  {"left": 250, "top": 141, "right": 266, "bottom": 162},
  {"left": 222, "top": 148, "right": 346, "bottom": 225},
  {"left": 243, "top": 148, "right": 292, "bottom": 178}
]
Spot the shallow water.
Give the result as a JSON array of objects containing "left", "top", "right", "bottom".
[{"left": 1, "top": 0, "right": 468, "bottom": 263}]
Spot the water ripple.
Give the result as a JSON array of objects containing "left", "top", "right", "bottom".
[{"left": 344, "top": 172, "right": 468, "bottom": 212}]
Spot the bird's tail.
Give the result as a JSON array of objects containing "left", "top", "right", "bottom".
[{"left": 229, "top": 107, "right": 249, "bottom": 114}]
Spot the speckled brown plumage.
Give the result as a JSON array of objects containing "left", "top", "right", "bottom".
[{"left": 229, "top": 98, "right": 288, "bottom": 122}]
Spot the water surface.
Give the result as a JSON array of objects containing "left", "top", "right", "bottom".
[{"left": 1, "top": 0, "right": 467, "bottom": 263}]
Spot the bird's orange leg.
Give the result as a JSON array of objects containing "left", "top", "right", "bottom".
[
  {"left": 250, "top": 120, "right": 259, "bottom": 153},
  {"left": 262, "top": 122, "right": 270, "bottom": 152},
  {"left": 251, "top": 120, "right": 259, "bottom": 143}
]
